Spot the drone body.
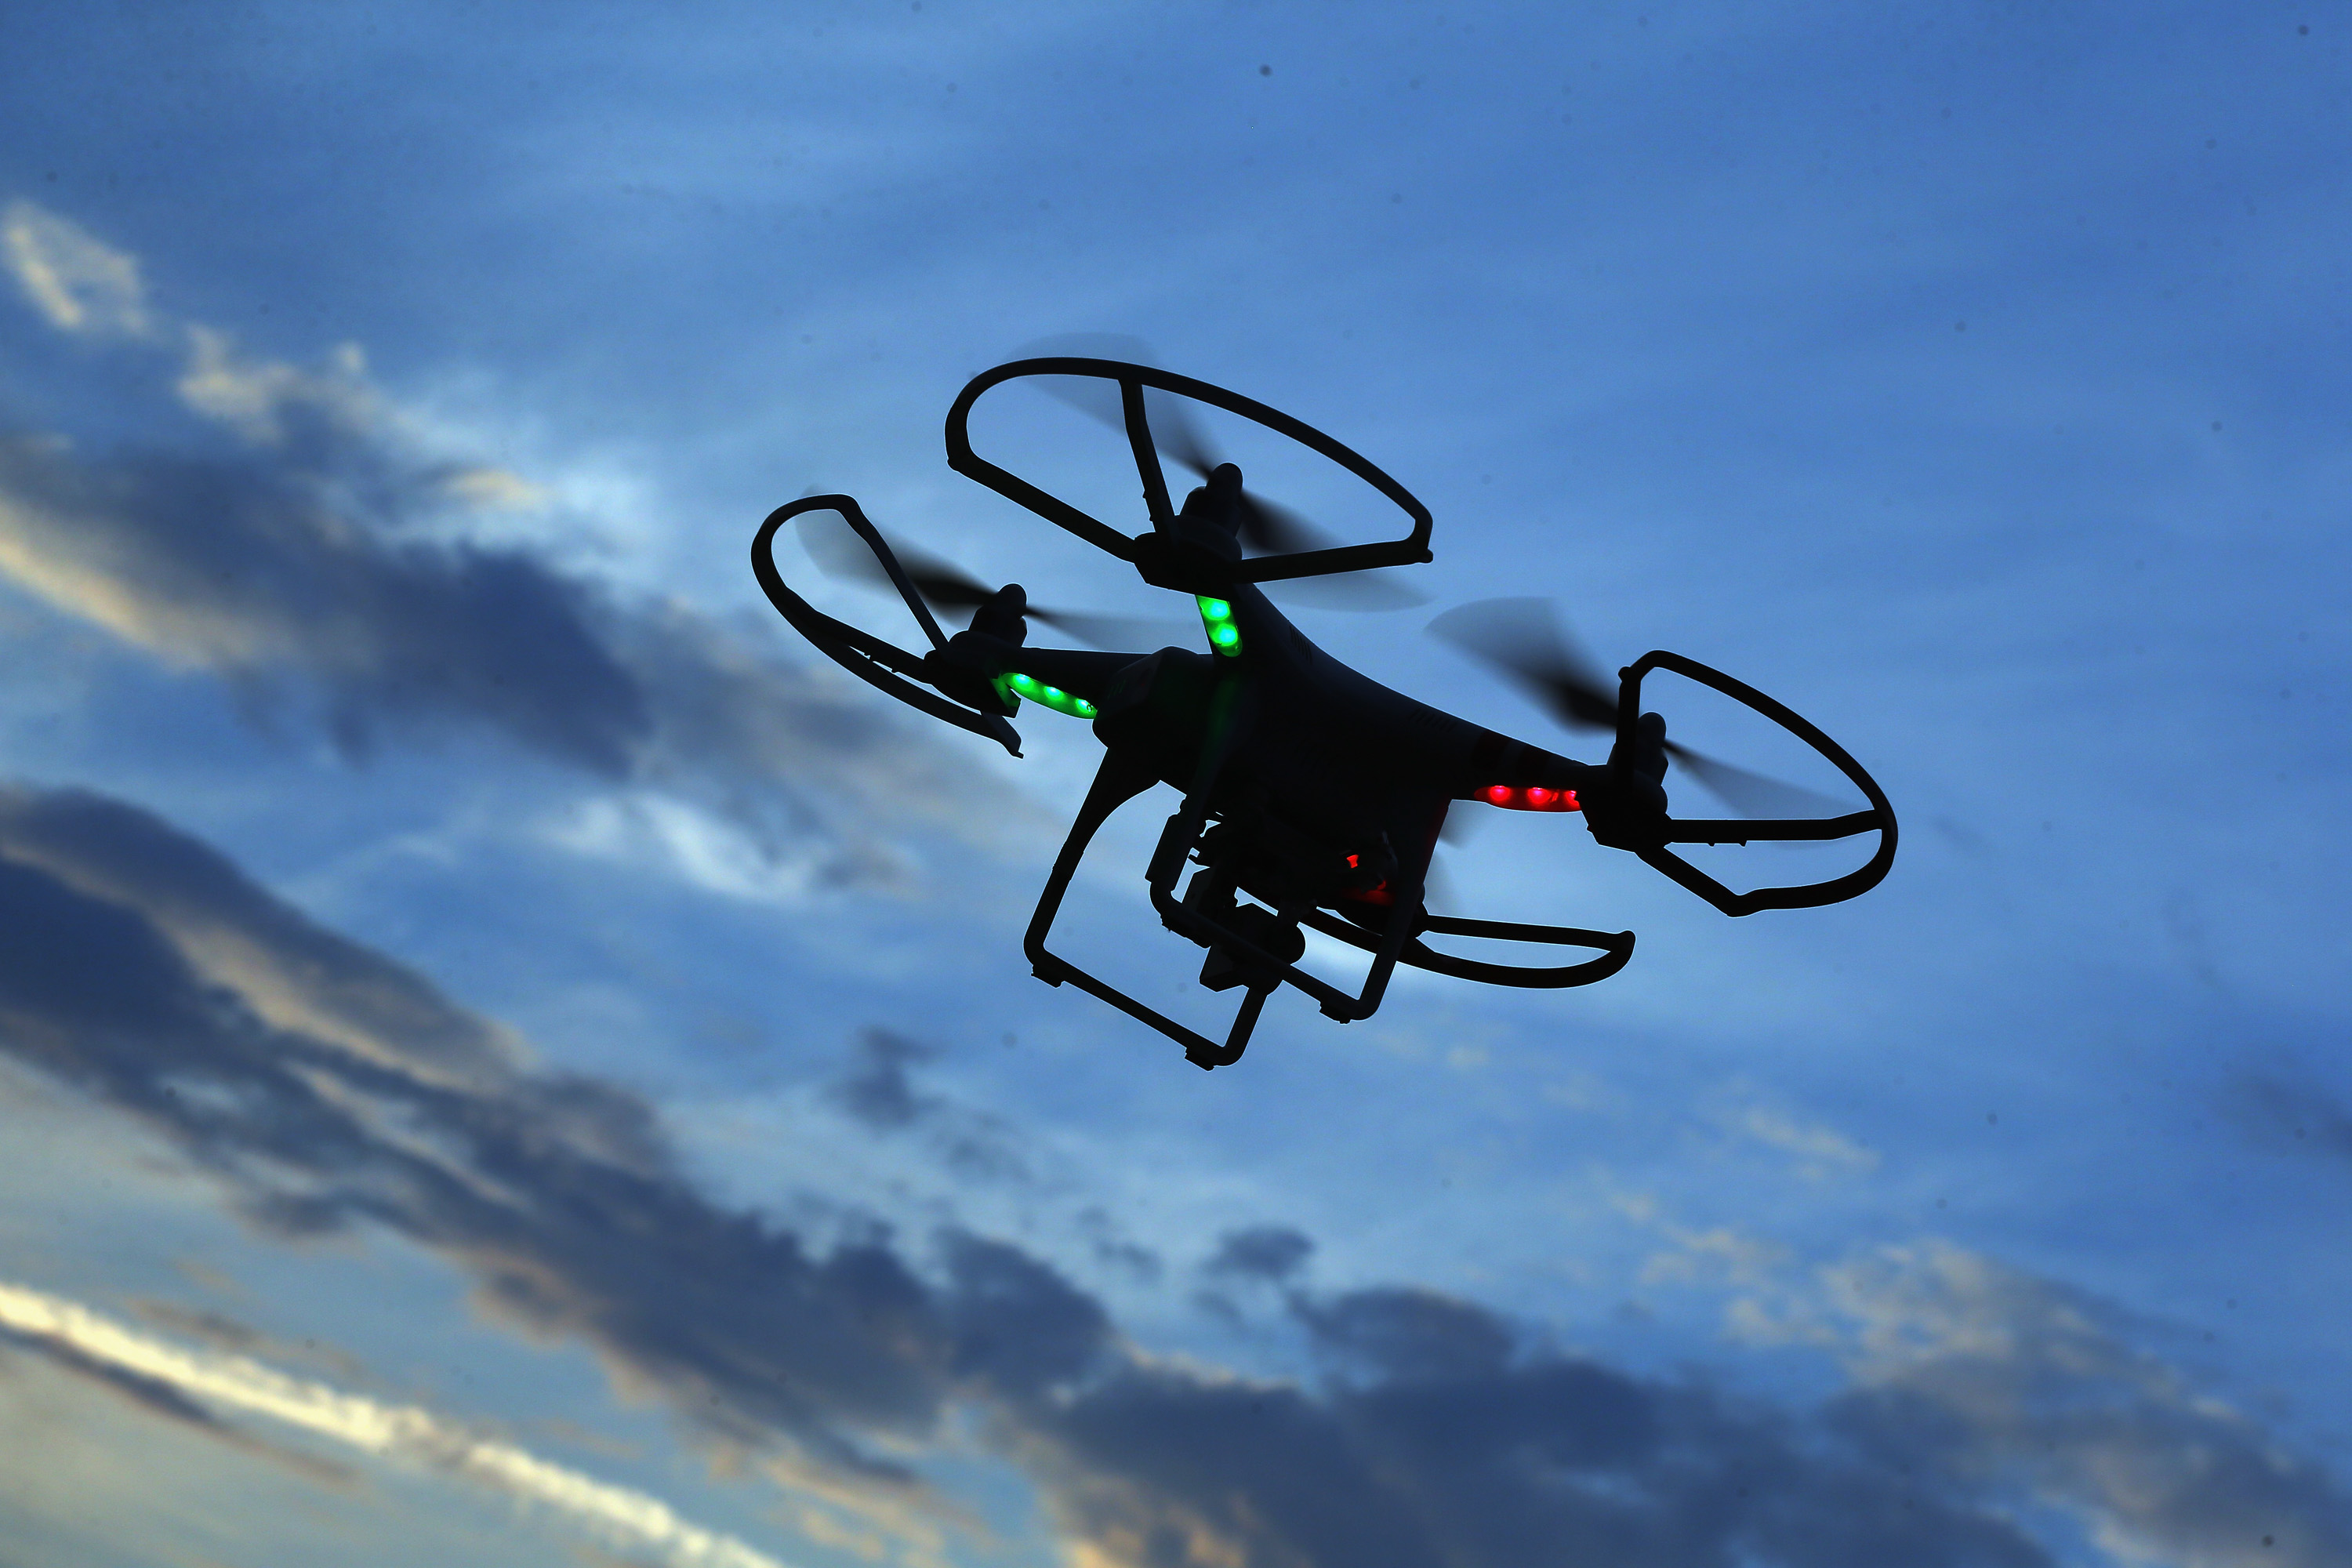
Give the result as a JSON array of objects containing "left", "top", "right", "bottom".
[{"left": 754, "top": 358, "right": 1895, "bottom": 1068}]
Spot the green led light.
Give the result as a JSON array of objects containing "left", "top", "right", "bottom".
[
  {"left": 1196, "top": 595, "right": 1243, "bottom": 656},
  {"left": 998, "top": 671, "right": 1098, "bottom": 720}
]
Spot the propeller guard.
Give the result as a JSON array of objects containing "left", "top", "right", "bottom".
[
  {"left": 752, "top": 495, "right": 1022, "bottom": 755},
  {"left": 1615, "top": 652, "right": 1897, "bottom": 915},
  {"left": 945, "top": 357, "right": 1435, "bottom": 583}
]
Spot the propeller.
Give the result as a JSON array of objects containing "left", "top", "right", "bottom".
[
  {"left": 1427, "top": 598, "right": 1855, "bottom": 819},
  {"left": 1017, "top": 335, "right": 1425, "bottom": 609},
  {"left": 795, "top": 511, "right": 1181, "bottom": 652}
]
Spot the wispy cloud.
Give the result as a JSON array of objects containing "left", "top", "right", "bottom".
[
  {"left": 1822, "top": 1243, "right": 2352, "bottom": 1568},
  {"left": 1735, "top": 1102, "right": 1881, "bottom": 1180},
  {"left": 0, "top": 201, "right": 1043, "bottom": 887},
  {"left": 2, "top": 201, "right": 151, "bottom": 339},
  {"left": 0, "top": 1279, "right": 800, "bottom": 1568}
]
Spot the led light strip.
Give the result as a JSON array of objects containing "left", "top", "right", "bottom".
[
  {"left": 995, "top": 671, "right": 1098, "bottom": 718},
  {"left": 1196, "top": 597, "right": 1243, "bottom": 655},
  {"left": 1475, "top": 785, "right": 1581, "bottom": 811}
]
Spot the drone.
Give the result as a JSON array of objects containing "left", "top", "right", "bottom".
[{"left": 753, "top": 358, "right": 1896, "bottom": 1069}]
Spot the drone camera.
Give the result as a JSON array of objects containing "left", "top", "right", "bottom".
[{"left": 1196, "top": 904, "right": 1307, "bottom": 993}]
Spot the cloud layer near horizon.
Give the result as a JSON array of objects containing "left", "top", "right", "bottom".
[
  {"left": 0, "top": 1279, "right": 794, "bottom": 1568},
  {"left": 2, "top": 779, "right": 2342, "bottom": 1567}
]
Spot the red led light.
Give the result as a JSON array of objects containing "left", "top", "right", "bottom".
[{"left": 1472, "top": 785, "right": 1583, "bottom": 812}]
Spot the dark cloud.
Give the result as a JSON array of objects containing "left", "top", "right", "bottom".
[
  {"left": 0, "top": 786, "right": 1072, "bottom": 1482},
  {"left": 2234, "top": 1072, "right": 2352, "bottom": 1167},
  {"left": 0, "top": 784, "right": 520, "bottom": 1089},
  {"left": 823, "top": 1028, "right": 1029, "bottom": 1181},
  {"left": 1205, "top": 1225, "right": 1313, "bottom": 1283},
  {"left": 1027, "top": 1289, "right": 2056, "bottom": 1568},
  {"left": 940, "top": 1233, "right": 1111, "bottom": 1400},
  {"left": 0, "top": 434, "right": 648, "bottom": 775},
  {"left": 1294, "top": 1285, "right": 1513, "bottom": 1384},
  {"left": 828, "top": 1028, "right": 936, "bottom": 1131},
  {"left": 3, "top": 783, "right": 2347, "bottom": 1566},
  {"left": 0, "top": 419, "right": 1042, "bottom": 882},
  {"left": 1079, "top": 1207, "right": 1163, "bottom": 1284}
]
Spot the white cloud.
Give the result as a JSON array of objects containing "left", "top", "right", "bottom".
[
  {"left": 176, "top": 325, "right": 381, "bottom": 445},
  {"left": 0, "top": 1278, "right": 804, "bottom": 1568},
  {"left": 2, "top": 200, "right": 151, "bottom": 338},
  {"left": 1639, "top": 1222, "right": 1791, "bottom": 1290},
  {"left": 540, "top": 787, "right": 914, "bottom": 902},
  {"left": 1734, "top": 1102, "right": 1879, "bottom": 1179}
]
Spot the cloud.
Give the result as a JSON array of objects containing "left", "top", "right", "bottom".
[
  {"left": 2, "top": 201, "right": 151, "bottom": 339},
  {"left": 2232, "top": 1073, "right": 2352, "bottom": 1169},
  {"left": 1735, "top": 1103, "right": 1881, "bottom": 1180},
  {"left": 0, "top": 782, "right": 1068, "bottom": 1488},
  {"left": 0, "top": 427, "right": 655, "bottom": 771},
  {"left": 1203, "top": 1225, "right": 1313, "bottom": 1283},
  {"left": 1028, "top": 1287, "right": 2056, "bottom": 1568},
  {"left": 0, "top": 202, "right": 1044, "bottom": 883},
  {"left": 175, "top": 325, "right": 381, "bottom": 447},
  {"left": 0, "top": 1281, "right": 797, "bottom": 1568},
  {"left": 2, "top": 782, "right": 2345, "bottom": 1568},
  {"left": 820, "top": 1029, "right": 1029, "bottom": 1181},
  {"left": 0, "top": 784, "right": 524, "bottom": 1091},
  {"left": 829, "top": 1028, "right": 938, "bottom": 1131},
  {"left": 1821, "top": 1243, "right": 2352, "bottom": 1568}
]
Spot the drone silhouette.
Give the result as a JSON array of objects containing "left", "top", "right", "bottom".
[{"left": 753, "top": 358, "right": 1896, "bottom": 1069}]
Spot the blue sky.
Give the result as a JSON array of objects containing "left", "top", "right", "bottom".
[{"left": 2, "top": 3, "right": 2348, "bottom": 1565}]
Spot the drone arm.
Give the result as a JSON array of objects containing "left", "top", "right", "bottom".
[
  {"left": 1448, "top": 723, "right": 1672, "bottom": 849},
  {"left": 993, "top": 647, "right": 1152, "bottom": 700},
  {"left": 1450, "top": 735, "right": 1617, "bottom": 826},
  {"left": 1121, "top": 379, "right": 1178, "bottom": 532}
]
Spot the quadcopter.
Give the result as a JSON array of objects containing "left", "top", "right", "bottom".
[{"left": 753, "top": 358, "right": 1896, "bottom": 1069}]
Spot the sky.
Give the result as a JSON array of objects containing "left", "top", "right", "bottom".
[{"left": 1, "top": 2, "right": 2347, "bottom": 1565}]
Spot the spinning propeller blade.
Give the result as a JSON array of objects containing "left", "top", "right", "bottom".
[
  {"left": 1020, "top": 336, "right": 1425, "bottom": 609},
  {"left": 1427, "top": 598, "right": 1853, "bottom": 818},
  {"left": 795, "top": 512, "right": 1180, "bottom": 650}
]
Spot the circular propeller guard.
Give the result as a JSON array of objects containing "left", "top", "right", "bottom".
[
  {"left": 751, "top": 494, "right": 1023, "bottom": 755},
  {"left": 944, "top": 357, "right": 1435, "bottom": 584},
  {"left": 1613, "top": 651, "right": 1898, "bottom": 916}
]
